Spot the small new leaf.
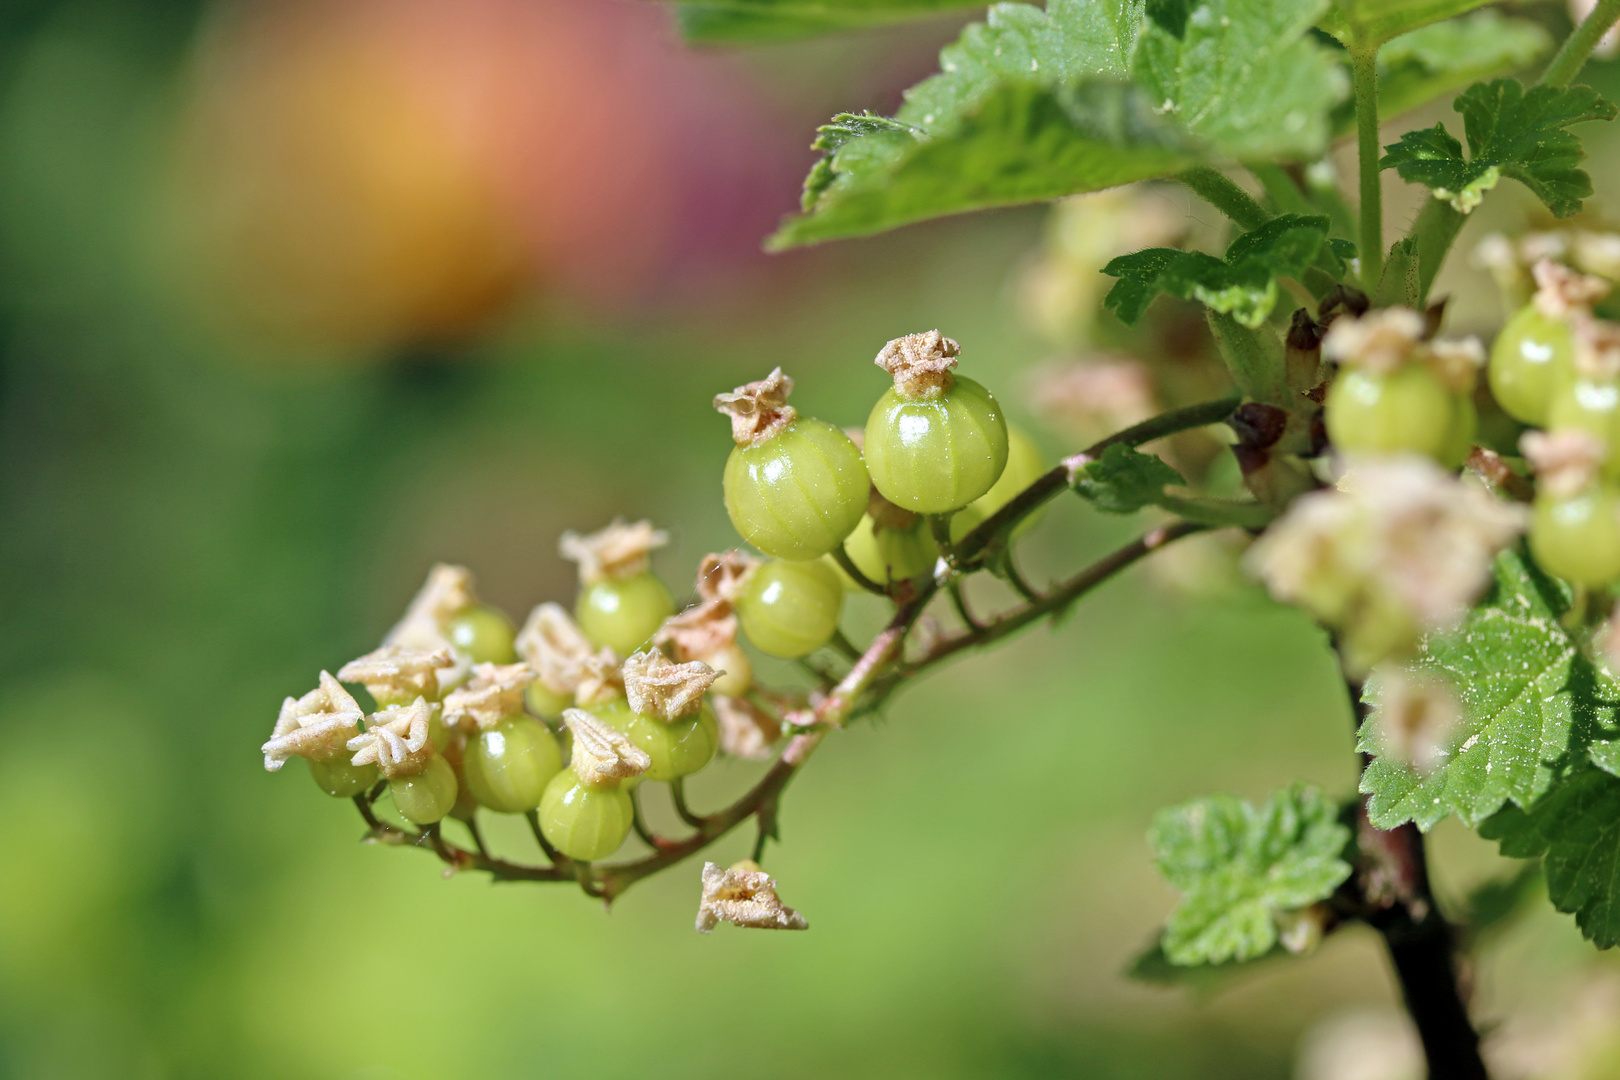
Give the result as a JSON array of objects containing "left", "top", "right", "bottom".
[
  {"left": 1073, "top": 443, "right": 1185, "bottom": 514},
  {"left": 1359, "top": 549, "right": 1620, "bottom": 831},
  {"left": 1480, "top": 766, "right": 1620, "bottom": 948},
  {"left": 1150, "top": 784, "right": 1352, "bottom": 966},
  {"left": 1132, "top": 0, "right": 1347, "bottom": 160},
  {"left": 1382, "top": 78, "right": 1617, "bottom": 218},
  {"left": 1102, "top": 214, "right": 1342, "bottom": 328}
]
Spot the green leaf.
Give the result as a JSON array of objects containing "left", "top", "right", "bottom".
[
  {"left": 1102, "top": 214, "right": 1341, "bottom": 328},
  {"left": 1381, "top": 78, "right": 1617, "bottom": 218},
  {"left": 1127, "top": 938, "right": 1288, "bottom": 988},
  {"left": 670, "top": 0, "right": 984, "bottom": 44},
  {"left": 1132, "top": 0, "right": 1347, "bottom": 160},
  {"left": 1073, "top": 443, "right": 1186, "bottom": 513},
  {"left": 1329, "top": 12, "right": 1553, "bottom": 135},
  {"left": 1319, "top": 0, "right": 1497, "bottom": 50},
  {"left": 1480, "top": 766, "right": 1620, "bottom": 948},
  {"left": 1150, "top": 784, "right": 1352, "bottom": 966},
  {"left": 1359, "top": 549, "right": 1620, "bottom": 831}
]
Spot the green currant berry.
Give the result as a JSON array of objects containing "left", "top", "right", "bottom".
[
  {"left": 723, "top": 417, "right": 868, "bottom": 560},
  {"left": 736, "top": 557, "right": 844, "bottom": 658},
  {"left": 388, "top": 754, "right": 458, "bottom": 825},
  {"left": 951, "top": 425, "right": 1046, "bottom": 543},
  {"left": 1489, "top": 304, "right": 1574, "bottom": 425},
  {"left": 1531, "top": 487, "right": 1620, "bottom": 586},
  {"left": 865, "top": 375, "right": 1009, "bottom": 513},
  {"left": 843, "top": 512, "right": 936, "bottom": 586},
  {"left": 1548, "top": 379, "right": 1620, "bottom": 478},
  {"left": 308, "top": 755, "right": 378, "bottom": 798},
  {"left": 462, "top": 716, "right": 563, "bottom": 813},
  {"left": 538, "top": 768, "right": 633, "bottom": 861},
  {"left": 447, "top": 605, "right": 518, "bottom": 664},
  {"left": 576, "top": 571, "right": 674, "bottom": 655},
  {"left": 1324, "top": 364, "right": 1463, "bottom": 462},
  {"left": 696, "top": 641, "right": 752, "bottom": 698},
  {"left": 524, "top": 680, "right": 573, "bottom": 720},
  {"left": 599, "top": 699, "right": 718, "bottom": 782},
  {"left": 1439, "top": 395, "right": 1478, "bottom": 470}
]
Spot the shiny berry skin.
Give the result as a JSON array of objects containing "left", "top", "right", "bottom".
[
  {"left": 1324, "top": 365, "right": 1472, "bottom": 465},
  {"left": 538, "top": 768, "right": 633, "bottom": 861},
  {"left": 308, "top": 755, "right": 378, "bottom": 798},
  {"left": 1489, "top": 305, "right": 1574, "bottom": 425},
  {"left": 447, "top": 605, "right": 518, "bottom": 664},
  {"left": 697, "top": 642, "right": 752, "bottom": 698},
  {"left": 722, "top": 417, "right": 868, "bottom": 560},
  {"left": 843, "top": 512, "right": 936, "bottom": 586},
  {"left": 951, "top": 425, "right": 1046, "bottom": 542},
  {"left": 1530, "top": 486, "right": 1620, "bottom": 586},
  {"left": 524, "top": 680, "right": 573, "bottom": 720},
  {"left": 576, "top": 571, "right": 674, "bottom": 655},
  {"left": 388, "top": 754, "right": 458, "bottom": 825},
  {"left": 594, "top": 699, "right": 717, "bottom": 782},
  {"left": 462, "top": 716, "right": 564, "bottom": 813},
  {"left": 1548, "top": 379, "right": 1620, "bottom": 478},
  {"left": 736, "top": 557, "right": 844, "bottom": 658},
  {"left": 864, "top": 375, "right": 1009, "bottom": 513}
]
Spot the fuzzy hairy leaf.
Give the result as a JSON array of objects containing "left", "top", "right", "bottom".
[
  {"left": 1319, "top": 0, "right": 1497, "bottom": 50},
  {"left": 672, "top": 0, "right": 983, "bottom": 43},
  {"left": 1102, "top": 214, "right": 1342, "bottom": 328},
  {"left": 1359, "top": 549, "right": 1620, "bottom": 831},
  {"left": 1151, "top": 784, "right": 1352, "bottom": 966},
  {"left": 1480, "top": 766, "right": 1620, "bottom": 948},
  {"left": 1382, "top": 78, "right": 1617, "bottom": 217},
  {"left": 1132, "top": 0, "right": 1346, "bottom": 160},
  {"left": 1329, "top": 12, "right": 1552, "bottom": 135},
  {"left": 1073, "top": 443, "right": 1185, "bottom": 513}
]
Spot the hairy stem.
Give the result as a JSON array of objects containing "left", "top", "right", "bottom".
[
  {"left": 1543, "top": 0, "right": 1620, "bottom": 88},
  {"left": 1351, "top": 47, "right": 1384, "bottom": 290},
  {"left": 1206, "top": 311, "right": 1289, "bottom": 406},
  {"left": 1174, "top": 166, "right": 1271, "bottom": 231},
  {"left": 1410, "top": 199, "right": 1465, "bottom": 307}
]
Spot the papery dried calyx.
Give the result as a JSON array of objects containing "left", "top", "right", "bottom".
[
  {"left": 695, "top": 550, "right": 758, "bottom": 605},
  {"left": 875, "top": 330, "right": 960, "bottom": 398},
  {"left": 516, "top": 602, "right": 599, "bottom": 697},
  {"left": 442, "top": 662, "right": 536, "bottom": 731},
  {"left": 711, "top": 695, "right": 780, "bottom": 760},
  {"left": 385, "top": 563, "right": 477, "bottom": 654},
  {"left": 1523, "top": 428, "right": 1607, "bottom": 500},
  {"left": 337, "top": 645, "right": 455, "bottom": 705},
  {"left": 713, "top": 367, "right": 798, "bottom": 447},
  {"left": 696, "top": 860, "right": 808, "bottom": 933},
  {"left": 347, "top": 698, "right": 438, "bottom": 778},
  {"left": 622, "top": 650, "right": 716, "bottom": 721},
  {"left": 262, "top": 670, "right": 365, "bottom": 770},
  {"left": 1532, "top": 258, "right": 1610, "bottom": 320},
  {"left": 561, "top": 708, "right": 650, "bottom": 786},
  {"left": 559, "top": 518, "right": 668, "bottom": 585}
]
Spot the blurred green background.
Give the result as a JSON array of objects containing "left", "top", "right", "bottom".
[{"left": 2, "top": 2, "right": 1618, "bottom": 1078}]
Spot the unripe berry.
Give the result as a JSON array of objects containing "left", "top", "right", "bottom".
[
  {"left": 1547, "top": 379, "right": 1620, "bottom": 479},
  {"left": 308, "top": 755, "right": 378, "bottom": 798},
  {"left": 594, "top": 698, "right": 718, "bottom": 782},
  {"left": 950, "top": 425, "right": 1047, "bottom": 542},
  {"left": 524, "top": 680, "right": 573, "bottom": 720},
  {"left": 388, "top": 754, "right": 458, "bottom": 824},
  {"left": 576, "top": 572, "right": 675, "bottom": 655},
  {"left": 843, "top": 512, "right": 936, "bottom": 586},
  {"left": 447, "top": 605, "right": 518, "bottom": 664},
  {"left": 716, "top": 368, "right": 867, "bottom": 560},
  {"left": 736, "top": 557, "right": 844, "bottom": 658},
  {"left": 864, "top": 332, "right": 1008, "bottom": 513},
  {"left": 1325, "top": 364, "right": 1473, "bottom": 465},
  {"left": 1530, "top": 486, "right": 1620, "bottom": 586},
  {"left": 538, "top": 768, "right": 633, "bottom": 860},
  {"left": 1489, "top": 305, "right": 1574, "bottom": 425},
  {"left": 462, "top": 716, "right": 564, "bottom": 813}
]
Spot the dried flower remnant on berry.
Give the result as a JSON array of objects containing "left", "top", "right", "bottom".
[
  {"left": 622, "top": 650, "right": 716, "bottom": 721},
  {"left": 875, "top": 330, "right": 960, "bottom": 398},
  {"left": 1532, "top": 259, "right": 1610, "bottom": 320},
  {"left": 711, "top": 695, "right": 780, "bottom": 760},
  {"left": 573, "top": 650, "right": 625, "bottom": 708},
  {"left": 559, "top": 519, "right": 669, "bottom": 585},
  {"left": 516, "top": 603, "right": 600, "bottom": 698},
  {"left": 695, "top": 550, "right": 758, "bottom": 604},
  {"left": 1371, "top": 669, "right": 1463, "bottom": 776},
  {"left": 262, "top": 670, "right": 365, "bottom": 770},
  {"left": 713, "top": 367, "right": 798, "bottom": 447},
  {"left": 561, "top": 708, "right": 650, "bottom": 785},
  {"left": 696, "top": 860, "right": 808, "bottom": 933},
  {"left": 1522, "top": 429, "right": 1607, "bottom": 499},
  {"left": 1322, "top": 308, "right": 1426, "bottom": 374},
  {"left": 1423, "top": 337, "right": 1486, "bottom": 394},
  {"left": 442, "top": 662, "right": 536, "bottom": 731},
  {"left": 385, "top": 563, "right": 476, "bottom": 653},
  {"left": 337, "top": 645, "right": 455, "bottom": 704},
  {"left": 1246, "top": 456, "right": 1528, "bottom": 674},
  {"left": 655, "top": 601, "right": 738, "bottom": 663},
  {"left": 1573, "top": 317, "right": 1620, "bottom": 380},
  {"left": 347, "top": 698, "right": 438, "bottom": 777}
]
